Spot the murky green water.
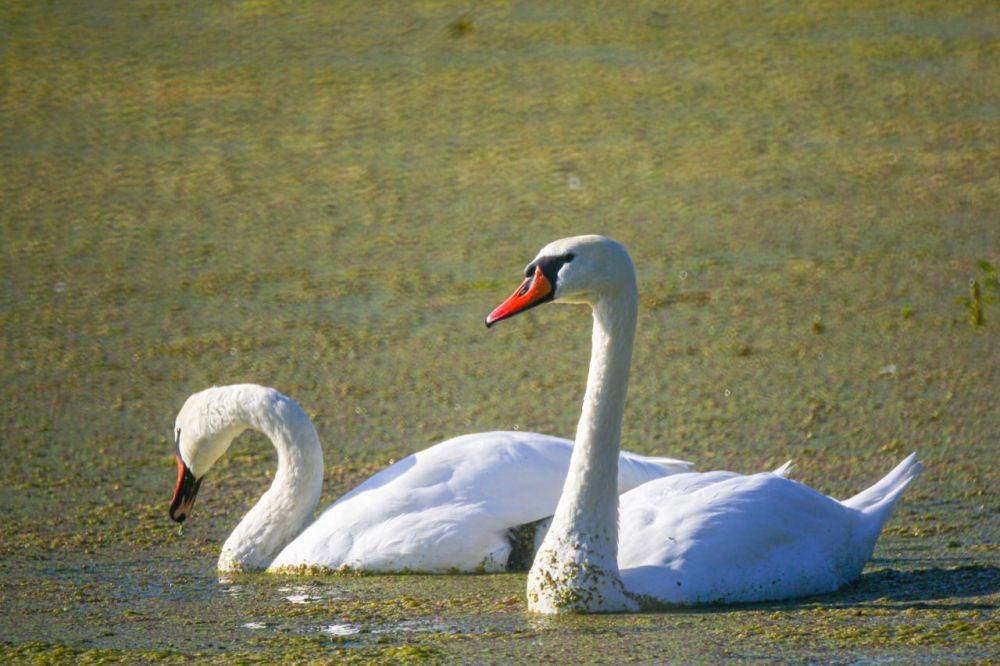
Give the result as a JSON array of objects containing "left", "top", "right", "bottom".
[
  {"left": 3, "top": 542, "right": 998, "bottom": 661},
  {"left": 1, "top": 0, "right": 997, "bottom": 662}
]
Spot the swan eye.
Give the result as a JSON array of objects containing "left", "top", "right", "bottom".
[
  {"left": 564, "top": 253, "right": 575, "bottom": 262},
  {"left": 175, "top": 428, "right": 181, "bottom": 444}
]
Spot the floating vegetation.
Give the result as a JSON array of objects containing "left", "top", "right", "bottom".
[
  {"left": 447, "top": 17, "right": 474, "bottom": 38},
  {"left": 959, "top": 261, "right": 998, "bottom": 326},
  {"left": 1, "top": 0, "right": 996, "bottom": 662}
]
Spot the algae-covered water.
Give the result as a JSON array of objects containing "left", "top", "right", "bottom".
[{"left": 1, "top": 1, "right": 998, "bottom": 662}]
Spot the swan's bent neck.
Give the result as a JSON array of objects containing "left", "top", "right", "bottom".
[
  {"left": 215, "top": 389, "right": 324, "bottom": 572},
  {"left": 528, "top": 285, "right": 639, "bottom": 613}
]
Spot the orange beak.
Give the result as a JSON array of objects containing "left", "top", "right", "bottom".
[
  {"left": 169, "top": 454, "right": 202, "bottom": 523},
  {"left": 485, "top": 265, "right": 554, "bottom": 327}
]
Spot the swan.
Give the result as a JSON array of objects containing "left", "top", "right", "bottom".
[
  {"left": 484, "top": 235, "right": 922, "bottom": 613},
  {"left": 167, "top": 384, "right": 692, "bottom": 573}
]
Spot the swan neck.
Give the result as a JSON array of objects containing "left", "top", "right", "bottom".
[
  {"left": 218, "top": 389, "right": 324, "bottom": 571},
  {"left": 527, "top": 284, "right": 638, "bottom": 612},
  {"left": 563, "top": 287, "right": 637, "bottom": 538},
  {"left": 247, "top": 407, "right": 319, "bottom": 498}
]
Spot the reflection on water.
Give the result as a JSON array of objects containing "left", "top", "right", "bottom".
[
  {"left": 2, "top": 543, "right": 996, "bottom": 661},
  {"left": 321, "top": 624, "right": 360, "bottom": 636}
]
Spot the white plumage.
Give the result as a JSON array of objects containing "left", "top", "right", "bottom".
[
  {"left": 484, "top": 235, "right": 922, "bottom": 613},
  {"left": 272, "top": 431, "right": 688, "bottom": 573},
  {"left": 168, "top": 384, "right": 692, "bottom": 573},
  {"left": 617, "top": 454, "right": 923, "bottom": 604}
]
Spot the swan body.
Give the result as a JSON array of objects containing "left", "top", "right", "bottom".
[
  {"left": 271, "top": 430, "right": 686, "bottom": 573},
  {"left": 618, "top": 455, "right": 923, "bottom": 605},
  {"left": 168, "top": 384, "right": 692, "bottom": 573},
  {"left": 485, "top": 235, "right": 922, "bottom": 613}
]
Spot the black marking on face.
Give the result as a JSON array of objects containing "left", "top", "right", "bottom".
[
  {"left": 524, "top": 253, "right": 574, "bottom": 295},
  {"left": 485, "top": 252, "right": 576, "bottom": 327}
]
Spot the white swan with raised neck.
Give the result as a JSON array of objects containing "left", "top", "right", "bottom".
[
  {"left": 485, "top": 235, "right": 922, "bottom": 613},
  {"left": 168, "top": 384, "right": 692, "bottom": 573}
]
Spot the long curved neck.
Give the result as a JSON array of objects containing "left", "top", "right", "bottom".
[
  {"left": 217, "top": 388, "right": 324, "bottom": 572},
  {"left": 555, "top": 287, "right": 637, "bottom": 545},
  {"left": 528, "top": 282, "right": 638, "bottom": 612}
]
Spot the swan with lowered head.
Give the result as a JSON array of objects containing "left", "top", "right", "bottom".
[
  {"left": 168, "top": 384, "right": 691, "bottom": 573},
  {"left": 485, "top": 235, "right": 922, "bottom": 613}
]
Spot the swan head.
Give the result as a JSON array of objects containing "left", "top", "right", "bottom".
[
  {"left": 169, "top": 386, "right": 247, "bottom": 523},
  {"left": 485, "top": 235, "right": 635, "bottom": 326}
]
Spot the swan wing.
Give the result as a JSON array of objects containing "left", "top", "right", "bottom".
[
  {"left": 618, "top": 472, "right": 856, "bottom": 604},
  {"left": 271, "top": 431, "right": 687, "bottom": 572},
  {"left": 617, "top": 451, "right": 693, "bottom": 492}
]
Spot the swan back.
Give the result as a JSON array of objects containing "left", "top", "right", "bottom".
[
  {"left": 619, "top": 472, "right": 855, "bottom": 603},
  {"left": 617, "top": 454, "right": 923, "bottom": 605},
  {"left": 269, "top": 432, "right": 688, "bottom": 573}
]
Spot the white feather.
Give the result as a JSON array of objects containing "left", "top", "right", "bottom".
[
  {"left": 271, "top": 431, "right": 689, "bottom": 572},
  {"left": 491, "top": 236, "right": 923, "bottom": 613},
  {"left": 171, "top": 385, "right": 692, "bottom": 573},
  {"left": 617, "top": 459, "right": 922, "bottom": 604}
]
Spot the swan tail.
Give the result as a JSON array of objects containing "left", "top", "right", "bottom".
[
  {"left": 617, "top": 451, "right": 693, "bottom": 494},
  {"left": 842, "top": 452, "right": 923, "bottom": 515},
  {"left": 843, "top": 453, "right": 923, "bottom": 573},
  {"left": 772, "top": 460, "right": 795, "bottom": 477}
]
